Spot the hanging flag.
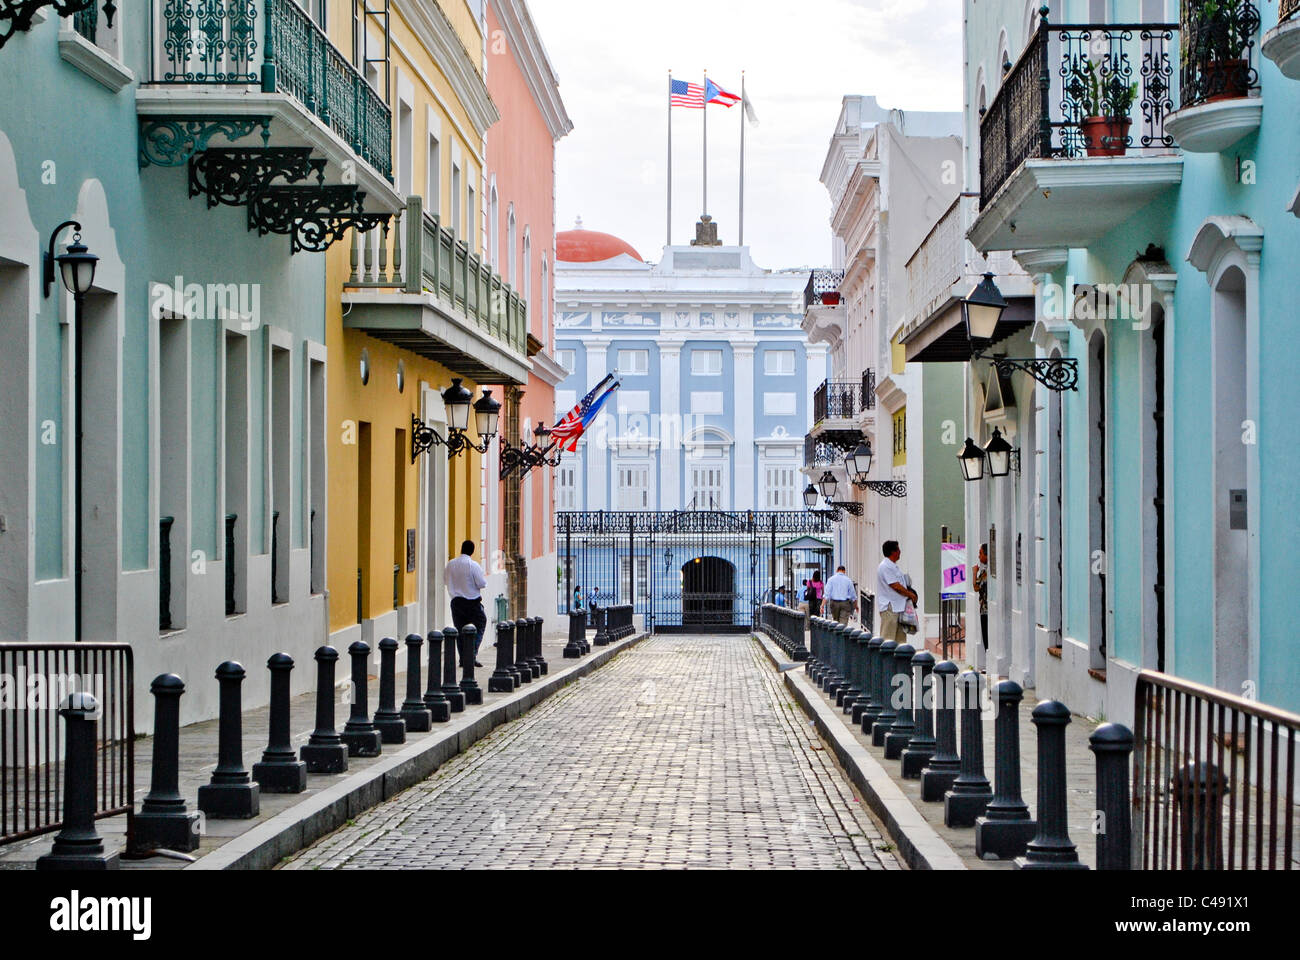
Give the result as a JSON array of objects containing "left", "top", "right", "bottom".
[
  {"left": 743, "top": 89, "right": 759, "bottom": 126},
  {"left": 670, "top": 78, "right": 705, "bottom": 108},
  {"left": 705, "top": 78, "right": 741, "bottom": 107},
  {"left": 551, "top": 375, "right": 620, "bottom": 452}
]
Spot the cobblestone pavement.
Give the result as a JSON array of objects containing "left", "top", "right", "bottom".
[{"left": 285, "top": 635, "right": 900, "bottom": 870}]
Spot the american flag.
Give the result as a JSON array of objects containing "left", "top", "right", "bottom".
[
  {"left": 551, "top": 375, "right": 619, "bottom": 452},
  {"left": 670, "top": 78, "right": 705, "bottom": 108}
]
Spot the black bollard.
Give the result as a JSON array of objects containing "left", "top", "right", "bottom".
[
  {"left": 825, "top": 623, "right": 847, "bottom": 697},
  {"left": 805, "top": 618, "right": 821, "bottom": 678},
  {"left": 1015, "top": 700, "right": 1088, "bottom": 870},
  {"left": 921, "top": 661, "right": 962, "bottom": 801},
  {"left": 1172, "top": 760, "right": 1228, "bottom": 870},
  {"left": 372, "top": 638, "right": 407, "bottom": 744},
  {"left": 594, "top": 605, "right": 611, "bottom": 646},
  {"left": 442, "top": 626, "right": 466, "bottom": 712},
  {"left": 1091, "top": 723, "right": 1134, "bottom": 870},
  {"left": 301, "top": 647, "right": 349, "bottom": 773},
  {"left": 197, "top": 662, "right": 260, "bottom": 818},
  {"left": 424, "top": 630, "right": 451, "bottom": 723},
  {"left": 459, "top": 625, "right": 484, "bottom": 705},
  {"left": 341, "top": 641, "right": 382, "bottom": 757},
  {"left": 252, "top": 653, "right": 308, "bottom": 793},
  {"left": 400, "top": 635, "right": 433, "bottom": 732},
  {"left": 854, "top": 636, "right": 882, "bottom": 727},
  {"left": 489, "top": 620, "right": 518, "bottom": 693},
  {"left": 36, "top": 693, "right": 120, "bottom": 870},
  {"left": 883, "top": 643, "right": 917, "bottom": 760},
  {"left": 841, "top": 628, "right": 865, "bottom": 712},
  {"left": 975, "top": 681, "right": 1037, "bottom": 858},
  {"left": 532, "top": 617, "right": 549, "bottom": 675},
  {"left": 870, "top": 639, "right": 899, "bottom": 744},
  {"left": 901, "top": 652, "right": 938, "bottom": 778},
  {"left": 133, "top": 675, "right": 202, "bottom": 853},
  {"left": 944, "top": 670, "right": 992, "bottom": 827},
  {"left": 564, "top": 610, "right": 587, "bottom": 658},
  {"left": 516, "top": 618, "right": 537, "bottom": 681}
]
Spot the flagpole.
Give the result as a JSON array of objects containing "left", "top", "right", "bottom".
[
  {"left": 667, "top": 69, "right": 673, "bottom": 247},
  {"left": 702, "top": 68, "right": 708, "bottom": 218},
  {"left": 739, "top": 71, "right": 746, "bottom": 246}
]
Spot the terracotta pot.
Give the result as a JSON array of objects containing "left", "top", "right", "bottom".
[
  {"left": 1081, "top": 116, "right": 1132, "bottom": 157},
  {"left": 820, "top": 291, "right": 841, "bottom": 305},
  {"left": 1203, "top": 58, "right": 1250, "bottom": 102}
]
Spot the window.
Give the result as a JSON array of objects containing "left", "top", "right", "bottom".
[
  {"left": 466, "top": 182, "right": 476, "bottom": 249},
  {"left": 556, "top": 390, "right": 576, "bottom": 415},
  {"left": 488, "top": 179, "right": 498, "bottom": 266},
  {"left": 617, "top": 349, "right": 649, "bottom": 375},
  {"left": 691, "top": 349, "right": 723, "bottom": 376},
  {"left": 764, "top": 464, "right": 799, "bottom": 509},
  {"left": 690, "top": 465, "right": 725, "bottom": 509},
  {"left": 763, "top": 393, "right": 797, "bottom": 416},
  {"left": 451, "top": 163, "right": 462, "bottom": 238},
  {"left": 556, "top": 464, "right": 578, "bottom": 511},
  {"left": 619, "top": 557, "right": 650, "bottom": 604},
  {"left": 398, "top": 101, "right": 414, "bottom": 196},
  {"left": 616, "top": 462, "right": 651, "bottom": 509},
  {"left": 507, "top": 204, "right": 517, "bottom": 287},
  {"left": 426, "top": 132, "right": 440, "bottom": 216},
  {"left": 522, "top": 228, "right": 532, "bottom": 313},
  {"left": 764, "top": 350, "right": 796, "bottom": 375},
  {"left": 892, "top": 407, "right": 907, "bottom": 467},
  {"left": 556, "top": 349, "right": 576, "bottom": 373},
  {"left": 540, "top": 256, "right": 550, "bottom": 349}
]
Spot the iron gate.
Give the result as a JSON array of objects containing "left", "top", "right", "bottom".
[{"left": 558, "top": 510, "right": 833, "bottom": 633}]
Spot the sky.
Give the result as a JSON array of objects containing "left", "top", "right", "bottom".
[{"left": 527, "top": 0, "right": 965, "bottom": 271}]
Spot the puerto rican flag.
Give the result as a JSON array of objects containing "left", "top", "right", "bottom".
[{"left": 705, "top": 78, "right": 741, "bottom": 107}]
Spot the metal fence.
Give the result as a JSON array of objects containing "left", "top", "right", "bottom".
[
  {"left": 1133, "top": 670, "right": 1299, "bottom": 869},
  {"left": 0, "top": 644, "right": 135, "bottom": 847},
  {"left": 558, "top": 510, "right": 833, "bottom": 633}
]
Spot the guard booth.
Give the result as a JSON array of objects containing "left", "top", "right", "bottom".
[
  {"left": 557, "top": 510, "right": 833, "bottom": 633},
  {"left": 776, "top": 535, "right": 834, "bottom": 605}
]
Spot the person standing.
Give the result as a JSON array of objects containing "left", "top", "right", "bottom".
[
  {"left": 774, "top": 585, "right": 788, "bottom": 607},
  {"left": 826, "top": 566, "right": 857, "bottom": 625},
  {"left": 446, "top": 540, "right": 488, "bottom": 667},
  {"left": 797, "top": 580, "right": 810, "bottom": 616},
  {"left": 572, "top": 584, "right": 584, "bottom": 612},
  {"left": 972, "top": 545, "right": 989, "bottom": 650},
  {"left": 876, "top": 541, "right": 918, "bottom": 643},
  {"left": 808, "top": 571, "right": 825, "bottom": 618}
]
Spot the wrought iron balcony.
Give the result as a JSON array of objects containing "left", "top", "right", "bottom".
[
  {"left": 804, "top": 434, "right": 842, "bottom": 470},
  {"left": 980, "top": 11, "right": 1179, "bottom": 208},
  {"left": 803, "top": 269, "right": 845, "bottom": 311},
  {"left": 812, "top": 375, "right": 874, "bottom": 425},
  {"left": 1179, "top": 0, "right": 1261, "bottom": 107},
  {"left": 150, "top": 0, "right": 392, "bottom": 181},
  {"left": 1283, "top": 0, "right": 1299, "bottom": 22}
]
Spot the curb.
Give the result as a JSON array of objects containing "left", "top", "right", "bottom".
[
  {"left": 753, "top": 633, "right": 966, "bottom": 871},
  {"left": 189, "top": 631, "right": 652, "bottom": 870}
]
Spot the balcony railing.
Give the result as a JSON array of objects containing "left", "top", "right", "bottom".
[
  {"left": 980, "top": 12, "right": 1179, "bottom": 207},
  {"left": 804, "top": 269, "right": 845, "bottom": 311},
  {"left": 905, "top": 199, "right": 964, "bottom": 324},
  {"left": 1283, "top": 0, "right": 1299, "bottom": 23},
  {"left": 346, "top": 196, "right": 528, "bottom": 358},
  {"left": 813, "top": 376, "right": 874, "bottom": 424},
  {"left": 804, "top": 434, "right": 843, "bottom": 470},
  {"left": 151, "top": 0, "right": 392, "bottom": 180},
  {"left": 1180, "top": 0, "right": 1261, "bottom": 108},
  {"left": 73, "top": 4, "right": 97, "bottom": 42}
]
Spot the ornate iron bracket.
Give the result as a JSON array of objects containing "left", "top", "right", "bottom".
[
  {"left": 499, "top": 427, "right": 563, "bottom": 480},
  {"left": 0, "top": 0, "right": 112, "bottom": 50},
  {"left": 812, "top": 501, "right": 864, "bottom": 522},
  {"left": 411, "top": 413, "right": 492, "bottom": 464},
  {"left": 247, "top": 185, "right": 390, "bottom": 253},
  {"left": 860, "top": 480, "right": 908, "bottom": 498},
  {"left": 188, "top": 148, "right": 324, "bottom": 208},
  {"left": 139, "top": 117, "right": 271, "bottom": 169},
  {"left": 985, "top": 354, "right": 1080, "bottom": 392}
]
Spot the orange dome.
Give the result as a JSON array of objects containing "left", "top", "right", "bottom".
[{"left": 556, "top": 228, "right": 643, "bottom": 263}]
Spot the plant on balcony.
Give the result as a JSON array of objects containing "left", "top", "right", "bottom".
[
  {"left": 1072, "top": 59, "right": 1138, "bottom": 157},
  {"left": 820, "top": 291, "right": 841, "bottom": 305},
  {"left": 1183, "top": 0, "right": 1260, "bottom": 104}
]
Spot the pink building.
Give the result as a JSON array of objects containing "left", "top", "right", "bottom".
[{"left": 485, "top": 0, "right": 572, "bottom": 620}]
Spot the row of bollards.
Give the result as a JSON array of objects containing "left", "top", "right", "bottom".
[
  {"left": 756, "top": 603, "right": 810, "bottom": 661},
  {"left": 594, "top": 604, "right": 635, "bottom": 646},
  {"left": 802, "top": 616, "right": 1136, "bottom": 870},
  {"left": 37, "top": 618, "right": 549, "bottom": 870}
]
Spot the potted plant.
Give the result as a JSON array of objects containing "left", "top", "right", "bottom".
[
  {"left": 1074, "top": 59, "right": 1138, "bottom": 156},
  {"left": 820, "top": 290, "right": 841, "bottom": 305},
  {"left": 1193, "top": 0, "right": 1253, "bottom": 102}
]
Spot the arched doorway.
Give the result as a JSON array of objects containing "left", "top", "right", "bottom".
[{"left": 682, "top": 556, "right": 736, "bottom": 629}]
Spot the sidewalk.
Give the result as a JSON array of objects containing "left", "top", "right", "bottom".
[
  {"left": 758, "top": 632, "right": 1102, "bottom": 870},
  {"left": 0, "top": 629, "right": 646, "bottom": 870}
]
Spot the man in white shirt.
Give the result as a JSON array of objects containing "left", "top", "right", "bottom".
[
  {"left": 446, "top": 540, "right": 489, "bottom": 667},
  {"left": 825, "top": 566, "right": 857, "bottom": 625},
  {"left": 876, "top": 540, "right": 918, "bottom": 643}
]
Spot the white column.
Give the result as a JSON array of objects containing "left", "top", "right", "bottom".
[
  {"left": 659, "top": 342, "right": 682, "bottom": 510},
  {"left": 585, "top": 338, "right": 610, "bottom": 510},
  {"left": 806, "top": 342, "right": 828, "bottom": 406},
  {"left": 733, "top": 340, "right": 756, "bottom": 510}
]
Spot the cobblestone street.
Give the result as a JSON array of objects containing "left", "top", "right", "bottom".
[{"left": 285, "top": 636, "right": 899, "bottom": 869}]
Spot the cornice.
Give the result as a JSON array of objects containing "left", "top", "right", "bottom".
[
  {"left": 489, "top": 0, "right": 573, "bottom": 141},
  {"left": 398, "top": 0, "right": 500, "bottom": 137}
]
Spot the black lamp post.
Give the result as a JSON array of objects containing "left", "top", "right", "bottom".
[
  {"left": 846, "top": 441, "right": 873, "bottom": 487},
  {"left": 44, "top": 221, "right": 98, "bottom": 641},
  {"left": 985, "top": 427, "right": 1014, "bottom": 478},
  {"left": 804, "top": 474, "right": 863, "bottom": 520},
  {"left": 958, "top": 437, "right": 987, "bottom": 483},
  {"left": 411, "top": 378, "right": 500, "bottom": 462},
  {"left": 962, "top": 272, "right": 1079, "bottom": 392},
  {"left": 499, "top": 422, "right": 565, "bottom": 480}
]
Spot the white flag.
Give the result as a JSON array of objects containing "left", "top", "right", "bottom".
[{"left": 743, "top": 93, "right": 759, "bottom": 126}]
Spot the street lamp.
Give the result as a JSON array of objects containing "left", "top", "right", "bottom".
[
  {"left": 443, "top": 378, "right": 472, "bottom": 432},
  {"left": 411, "top": 378, "right": 500, "bottom": 462},
  {"left": 802, "top": 483, "right": 820, "bottom": 510},
  {"left": 961, "top": 272, "right": 1079, "bottom": 392},
  {"left": 846, "top": 441, "right": 873, "bottom": 485},
  {"left": 818, "top": 471, "right": 838, "bottom": 500},
  {"left": 473, "top": 389, "right": 501, "bottom": 439},
  {"left": 804, "top": 474, "right": 863, "bottom": 520},
  {"left": 957, "top": 436, "right": 987, "bottom": 483},
  {"left": 985, "top": 426, "right": 1014, "bottom": 478}
]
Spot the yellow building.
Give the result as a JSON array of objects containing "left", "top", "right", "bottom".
[{"left": 324, "top": 0, "right": 530, "bottom": 649}]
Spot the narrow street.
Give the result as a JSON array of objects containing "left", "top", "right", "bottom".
[{"left": 285, "top": 636, "right": 898, "bottom": 870}]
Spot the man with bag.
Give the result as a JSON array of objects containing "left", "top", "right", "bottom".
[{"left": 876, "top": 540, "right": 918, "bottom": 643}]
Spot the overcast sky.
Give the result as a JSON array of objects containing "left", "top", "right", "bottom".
[{"left": 527, "top": 0, "right": 964, "bottom": 271}]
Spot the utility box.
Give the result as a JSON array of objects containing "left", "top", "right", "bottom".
[{"left": 1229, "top": 489, "right": 1247, "bottom": 531}]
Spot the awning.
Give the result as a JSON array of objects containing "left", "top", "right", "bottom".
[
  {"left": 901, "top": 297, "right": 1035, "bottom": 364},
  {"left": 777, "top": 536, "right": 833, "bottom": 552}
]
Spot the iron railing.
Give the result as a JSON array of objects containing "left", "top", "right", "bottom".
[
  {"left": 0, "top": 644, "right": 134, "bottom": 847},
  {"left": 1180, "top": 0, "right": 1261, "bottom": 108},
  {"left": 905, "top": 198, "right": 964, "bottom": 324},
  {"left": 1133, "top": 670, "right": 1299, "bottom": 869},
  {"left": 152, "top": 0, "right": 393, "bottom": 180},
  {"left": 980, "top": 13, "right": 1179, "bottom": 207},
  {"left": 73, "top": 3, "right": 97, "bottom": 41},
  {"left": 804, "top": 434, "right": 842, "bottom": 469},
  {"left": 813, "top": 377, "right": 872, "bottom": 423},
  {"left": 804, "top": 269, "right": 845, "bottom": 311},
  {"left": 1282, "top": 0, "right": 1300, "bottom": 24}
]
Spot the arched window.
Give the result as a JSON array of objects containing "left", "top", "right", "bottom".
[
  {"left": 522, "top": 227, "right": 532, "bottom": 317},
  {"left": 507, "top": 204, "right": 517, "bottom": 288},
  {"left": 540, "top": 254, "right": 550, "bottom": 349},
  {"left": 488, "top": 177, "right": 499, "bottom": 268},
  {"left": 1087, "top": 330, "right": 1108, "bottom": 670}
]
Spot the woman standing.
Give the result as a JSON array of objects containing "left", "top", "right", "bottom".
[
  {"left": 808, "top": 571, "right": 825, "bottom": 618},
  {"left": 972, "top": 545, "right": 989, "bottom": 650}
]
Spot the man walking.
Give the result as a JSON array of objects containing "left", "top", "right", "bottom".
[
  {"left": 446, "top": 540, "right": 488, "bottom": 667},
  {"left": 826, "top": 566, "right": 857, "bottom": 625},
  {"left": 876, "top": 540, "right": 918, "bottom": 643}
]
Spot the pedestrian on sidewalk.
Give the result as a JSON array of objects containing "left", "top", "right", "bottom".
[
  {"left": 808, "top": 571, "right": 825, "bottom": 618},
  {"left": 572, "top": 584, "right": 584, "bottom": 612},
  {"left": 797, "top": 579, "right": 810, "bottom": 616},
  {"left": 972, "top": 544, "right": 989, "bottom": 650},
  {"left": 826, "top": 566, "right": 857, "bottom": 625},
  {"left": 876, "top": 541, "right": 918, "bottom": 643},
  {"left": 774, "top": 585, "right": 788, "bottom": 607},
  {"left": 447, "top": 540, "right": 488, "bottom": 667}
]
